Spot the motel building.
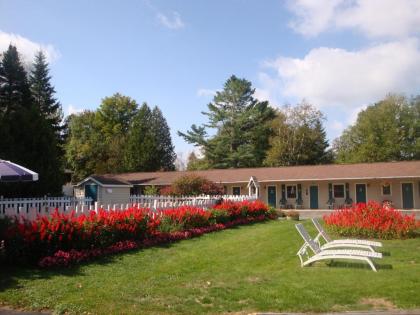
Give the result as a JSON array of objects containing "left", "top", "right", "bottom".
[{"left": 75, "top": 160, "right": 420, "bottom": 211}]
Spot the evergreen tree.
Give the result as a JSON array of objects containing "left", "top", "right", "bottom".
[
  {"left": 150, "top": 106, "right": 176, "bottom": 171},
  {"left": 0, "top": 45, "right": 64, "bottom": 196},
  {"left": 178, "top": 75, "right": 275, "bottom": 168},
  {"left": 123, "top": 103, "right": 157, "bottom": 171},
  {"left": 264, "top": 102, "right": 332, "bottom": 166},
  {"left": 29, "top": 51, "right": 64, "bottom": 140}
]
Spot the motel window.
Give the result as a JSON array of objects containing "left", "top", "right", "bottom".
[
  {"left": 286, "top": 185, "right": 297, "bottom": 199},
  {"left": 382, "top": 184, "right": 391, "bottom": 196},
  {"left": 232, "top": 186, "right": 241, "bottom": 195},
  {"left": 333, "top": 184, "right": 345, "bottom": 198}
]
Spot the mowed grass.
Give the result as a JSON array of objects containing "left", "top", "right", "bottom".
[{"left": 1, "top": 220, "right": 420, "bottom": 314}]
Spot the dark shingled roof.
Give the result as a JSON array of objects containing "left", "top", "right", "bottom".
[
  {"left": 89, "top": 175, "right": 131, "bottom": 186},
  {"left": 85, "top": 160, "right": 420, "bottom": 186}
]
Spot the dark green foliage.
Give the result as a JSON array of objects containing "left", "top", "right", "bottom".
[
  {"left": 29, "top": 51, "right": 64, "bottom": 141},
  {"left": 264, "top": 102, "right": 332, "bottom": 166},
  {"left": 66, "top": 98, "right": 176, "bottom": 181},
  {"left": 124, "top": 103, "right": 156, "bottom": 171},
  {"left": 179, "top": 75, "right": 275, "bottom": 168},
  {"left": 0, "top": 45, "right": 64, "bottom": 196},
  {"left": 65, "top": 111, "right": 99, "bottom": 182},
  {"left": 150, "top": 106, "right": 176, "bottom": 171},
  {"left": 94, "top": 93, "right": 138, "bottom": 173},
  {"left": 333, "top": 94, "right": 420, "bottom": 163}
]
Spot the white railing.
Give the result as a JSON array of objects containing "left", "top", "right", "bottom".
[
  {"left": 0, "top": 196, "right": 93, "bottom": 221},
  {"left": 0, "top": 194, "right": 257, "bottom": 221}
]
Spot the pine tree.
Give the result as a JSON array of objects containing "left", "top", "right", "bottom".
[
  {"left": 178, "top": 75, "right": 275, "bottom": 168},
  {"left": 150, "top": 106, "right": 176, "bottom": 171},
  {"left": 29, "top": 51, "right": 64, "bottom": 140},
  {"left": 0, "top": 45, "right": 64, "bottom": 197}
]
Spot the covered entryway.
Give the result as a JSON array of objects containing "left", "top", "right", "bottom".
[
  {"left": 355, "top": 184, "right": 367, "bottom": 203},
  {"left": 309, "top": 185, "right": 318, "bottom": 209},
  {"left": 402, "top": 183, "right": 414, "bottom": 209},
  {"left": 267, "top": 186, "right": 276, "bottom": 207},
  {"left": 247, "top": 176, "right": 260, "bottom": 198}
]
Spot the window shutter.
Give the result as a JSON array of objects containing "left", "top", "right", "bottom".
[
  {"left": 328, "top": 183, "right": 333, "bottom": 200},
  {"left": 297, "top": 184, "right": 302, "bottom": 200}
]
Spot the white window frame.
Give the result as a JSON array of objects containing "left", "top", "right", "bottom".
[
  {"left": 286, "top": 185, "right": 297, "bottom": 199},
  {"left": 333, "top": 183, "right": 345, "bottom": 199}
]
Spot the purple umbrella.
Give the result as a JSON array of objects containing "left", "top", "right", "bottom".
[{"left": 0, "top": 160, "right": 39, "bottom": 182}]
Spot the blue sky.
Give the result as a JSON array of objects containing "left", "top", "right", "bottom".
[{"left": 1, "top": 0, "right": 420, "bottom": 159}]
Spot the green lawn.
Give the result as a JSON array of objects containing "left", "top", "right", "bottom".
[{"left": 1, "top": 220, "right": 419, "bottom": 314}]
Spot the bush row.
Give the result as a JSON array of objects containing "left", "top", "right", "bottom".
[
  {"left": 0, "top": 200, "right": 273, "bottom": 266},
  {"left": 323, "top": 201, "right": 420, "bottom": 239}
]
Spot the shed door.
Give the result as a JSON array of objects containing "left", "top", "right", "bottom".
[
  {"left": 267, "top": 186, "right": 276, "bottom": 208},
  {"left": 402, "top": 183, "right": 414, "bottom": 209},
  {"left": 85, "top": 184, "right": 98, "bottom": 203}
]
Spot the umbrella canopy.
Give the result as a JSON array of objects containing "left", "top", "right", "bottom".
[{"left": 0, "top": 160, "right": 39, "bottom": 182}]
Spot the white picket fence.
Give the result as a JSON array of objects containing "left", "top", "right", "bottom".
[
  {"left": 0, "top": 194, "right": 257, "bottom": 221},
  {"left": 0, "top": 196, "right": 93, "bottom": 221},
  {"left": 129, "top": 194, "right": 255, "bottom": 211}
]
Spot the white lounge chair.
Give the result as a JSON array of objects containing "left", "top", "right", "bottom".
[
  {"left": 312, "top": 218, "right": 382, "bottom": 252},
  {"left": 295, "top": 224, "right": 382, "bottom": 272}
]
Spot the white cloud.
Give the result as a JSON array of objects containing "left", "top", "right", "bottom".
[
  {"left": 260, "top": 38, "right": 420, "bottom": 109},
  {"left": 65, "top": 104, "right": 84, "bottom": 116},
  {"left": 157, "top": 11, "right": 185, "bottom": 30},
  {"left": 288, "top": 0, "right": 420, "bottom": 38},
  {"left": 0, "top": 31, "right": 60, "bottom": 63},
  {"left": 197, "top": 88, "right": 217, "bottom": 97}
]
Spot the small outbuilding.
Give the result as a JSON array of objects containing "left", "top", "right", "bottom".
[{"left": 74, "top": 175, "right": 133, "bottom": 205}]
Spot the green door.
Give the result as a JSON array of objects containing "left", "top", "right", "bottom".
[
  {"left": 309, "top": 186, "right": 318, "bottom": 209},
  {"left": 85, "top": 184, "right": 98, "bottom": 202},
  {"left": 267, "top": 186, "right": 276, "bottom": 208},
  {"left": 356, "top": 184, "right": 366, "bottom": 203},
  {"left": 402, "top": 183, "right": 414, "bottom": 209}
]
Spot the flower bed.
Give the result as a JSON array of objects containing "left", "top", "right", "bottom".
[
  {"left": 323, "top": 201, "right": 420, "bottom": 239},
  {"left": 0, "top": 200, "right": 273, "bottom": 267}
]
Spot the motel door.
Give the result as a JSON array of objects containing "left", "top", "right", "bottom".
[
  {"left": 402, "top": 183, "right": 414, "bottom": 209},
  {"left": 267, "top": 186, "right": 276, "bottom": 208},
  {"left": 356, "top": 184, "right": 366, "bottom": 203},
  {"left": 309, "top": 186, "right": 318, "bottom": 209}
]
